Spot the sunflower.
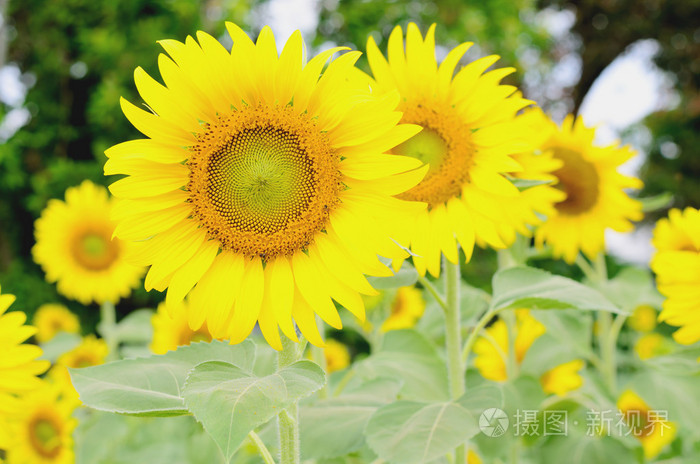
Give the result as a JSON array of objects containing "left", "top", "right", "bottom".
[
  {"left": 0, "top": 285, "right": 50, "bottom": 415},
  {"left": 540, "top": 359, "right": 584, "bottom": 396},
  {"left": 626, "top": 304, "right": 658, "bottom": 333},
  {"left": 105, "top": 23, "right": 426, "bottom": 349},
  {"left": 532, "top": 113, "right": 643, "bottom": 263},
  {"left": 617, "top": 390, "right": 676, "bottom": 459},
  {"left": 634, "top": 333, "right": 670, "bottom": 360},
  {"left": 651, "top": 207, "right": 700, "bottom": 344},
  {"left": 151, "top": 299, "right": 218, "bottom": 354},
  {"left": 32, "top": 304, "right": 80, "bottom": 344},
  {"left": 3, "top": 382, "right": 77, "bottom": 464},
  {"left": 364, "top": 23, "right": 545, "bottom": 276},
  {"left": 381, "top": 286, "right": 426, "bottom": 332},
  {"left": 473, "top": 309, "right": 545, "bottom": 382},
  {"left": 48, "top": 335, "right": 108, "bottom": 405},
  {"left": 32, "top": 181, "right": 145, "bottom": 305},
  {"left": 323, "top": 339, "right": 351, "bottom": 373}
]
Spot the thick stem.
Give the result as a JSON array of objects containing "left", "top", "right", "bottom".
[
  {"left": 444, "top": 260, "right": 465, "bottom": 464},
  {"left": 278, "top": 335, "right": 302, "bottom": 464},
  {"left": 99, "top": 301, "right": 118, "bottom": 361}
]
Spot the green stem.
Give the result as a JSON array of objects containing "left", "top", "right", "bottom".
[
  {"left": 99, "top": 301, "right": 118, "bottom": 361},
  {"left": 278, "top": 335, "right": 302, "bottom": 464},
  {"left": 501, "top": 310, "right": 519, "bottom": 380},
  {"left": 461, "top": 307, "right": 498, "bottom": 364},
  {"left": 248, "top": 431, "right": 276, "bottom": 464},
  {"left": 417, "top": 273, "right": 448, "bottom": 312},
  {"left": 444, "top": 260, "right": 465, "bottom": 464}
]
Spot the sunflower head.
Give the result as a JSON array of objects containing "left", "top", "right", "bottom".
[
  {"left": 4, "top": 382, "right": 77, "bottom": 464},
  {"left": 540, "top": 359, "right": 585, "bottom": 396},
  {"left": 0, "top": 285, "right": 50, "bottom": 411},
  {"left": 32, "top": 181, "right": 145, "bottom": 305},
  {"left": 105, "top": 23, "right": 427, "bottom": 349},
  {"left": 617, "top": 390, "right": 676, "bottom": 459},
  {"left": 323, "top": 339, "right": 351, "bottom": 373},
  {"left": 381, "top": 286, "right": 426, "bottom": 332},
  {"left": 533, "top": 114, "right": 643, "bottom": 263},
  {"left": 651, "top": 207, "right": 700, "bottom": 345},
  {"left": 365, "top": 23, "right": 545, "bottom": 277},
  {"left": 151, "top": 299, "right": 219, "bottom": 354},
  {"left": 32, "top": 304, "right": 81, "bottom": 343}
]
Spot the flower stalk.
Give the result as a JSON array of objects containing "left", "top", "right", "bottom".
[
  {"left": 278, "top": 335, "right": 303, "bottom": 464},
  {"left": 444, "top": 259, "right": 466, "bottom": 464}
]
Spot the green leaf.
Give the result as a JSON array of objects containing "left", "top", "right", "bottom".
[
  {"left": 300, "top": 378, "right": 402, "bottom": 460},
  {"left": 600, "top": 267, "right": 664, "bottom": 313},
  {"left": 69, "top": 340, "right": 256, "bottom": 417},
  {"left": 491, "top": 266, "right": 621, "bottom": 313},
  {"left": 39, "top": 332, "right": 81, "bottom": 362},
  {"left": 354, "top": 330, "right": 450, "bottom": 401},
  {"left": 183, "top": 359, "right": 325, "bottom": 463},
  {"left": 367, "top": 262, "right": 418, "bottom": 289},
  {"left": 639, "top": 192, "right": 673, "bottom": 213},
  {"left": 365, "top": 398, "right": 479, "bottom": 464},
  {"left": 529, "top": 309, "right": 594, "bottom": 359},
  {"left": 112, "top": 309, "right": 155, "bottom": 345}
]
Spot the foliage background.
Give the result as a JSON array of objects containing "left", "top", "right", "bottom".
[{"left": 0, "top": 0, "right": 698, "bottom": 325}]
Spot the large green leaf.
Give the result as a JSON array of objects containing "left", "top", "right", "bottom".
[
  {"left": 529, "top": 309, "right": 594, "bottom": 359},
  {"left": 300, "top": 378, "right": 402, "bottom": 460},
  {"left": 183, "top": 360, "right": 325, "bottom": 463},
  {"left": 600, "top": 267, "right": 663, "bottom": 313},
  {"left": 69, "top": 340, "right": 256, "bottom": 417},
  {"left": 364, "top": 397, "right": 480, "bottom": 464},
  {"left": 491, "top": 267, "right": 621, "bottom": 313},
  {"left": 354, "top": 330, "right": 450, "bottom": 401}
]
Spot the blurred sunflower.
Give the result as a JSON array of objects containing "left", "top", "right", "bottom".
[
  {"left": 48, "top": 335, "right": 108, "bottom": 404},
  {"left": 651, "top": 207, "right": 700, "bottom": 344},
  {"left": 626, "top": 304, "right": 658, "bottom": 333},
  {"left": 473, "top": 309, "right": 545, "bottom": 382},
  {"left": 32, "top": 304, "right": 80, "bottom": 344},
  {"left": 4, "top": 383, "right": 77, "bottom": 464},
  {"left": 634, "top": 333, "right": 670, "bottom": 360},
  {"left": 105, "top": 23, "right": 426, "bottom": 349},
  {"left": 0, "top": 285, "right": 50, "bottom": 414},
  {"left": 32, "top": 181, "right": 144, "bottom": 305},
  {"left": 381, "top": 286, "right": 426, "bottom": 332},
  {"left": 617, "top": 390, "right": 676, "bottom": 459},
  {"left": 540, "top": 359, "right": 585, "bottom": 396},
  {"left": 532, "top": 113, "right": 643, "bottom": 263},
  {"left": 365, "top": 23, "right": 544, "bottom": 277},
  {"left": 323, "top": 339, "right": 351, "bottom": 373},
  {"left": 151, "top": 299, "right": 218, "bottom": 354}
]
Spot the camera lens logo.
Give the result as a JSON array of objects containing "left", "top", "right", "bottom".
[{"left": 479, "top": 408, "right": 509, "bottom": 437}]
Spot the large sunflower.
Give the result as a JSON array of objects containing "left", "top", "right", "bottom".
[
  {"left": 651, "top": 207, "right": 700, "bottom": 344},
  {"left": 105, "top": 23, "right": 426, "bottom": 349},
  {"left": 532, "top": 113, "right": 643, "bottom": 263},
  {"left": 365, "top": 23, "right": 545, "bottom": 276},
  {"left": 3, "top": 383, "right": 77, "bottom": 464},
  {"left": 0, "top": 285, "right": 50, "bottom": 415},
  {"left": 32, "top": 181, "right": 145, "bottom": 305}
]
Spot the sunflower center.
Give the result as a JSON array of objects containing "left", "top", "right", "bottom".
[
  {"left": 71, "top": 231, "right": 120, "bottom": 271},
  {"left": 393, "top": 102, "right": 474, "bottom": 207},
  {"left": 188, "top": 105, "right": 342, "bottom": 261},
  {"left": 28, "top": 417, "right": 62, "bottom": 458},
  {"left": 551, "top": 147, "right": 600, "bottom": 215}
]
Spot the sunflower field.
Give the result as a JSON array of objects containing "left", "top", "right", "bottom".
[{"left": 1, "top": 0, "right": 699, "bottom": 463}]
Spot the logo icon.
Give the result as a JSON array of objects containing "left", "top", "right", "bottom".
[{"left": 479, "top": 408, "right": 509, "bottom": 437}]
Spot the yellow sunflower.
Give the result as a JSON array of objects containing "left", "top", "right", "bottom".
[
  {"left": 48, "top": 335, "right": 108, "bottom": 405},
  {"left": 323, "top": 339, "right": 351, "bottom": 373},
  {"left": 32, "top": 181, "right": 145, "bottom": 305},
  {"left": 626, "top": 304, "right": 658, "bottom": 333},
  {"left": 540, "top": 359, "right": 585, "bottom": 396},
  {"left": 381, "top": 286, "right": 426, "bottom": 332},
  {"left": 651, "top": 207, "right": 700, "bottom": 344},
  {"left": 617, "top": 390, "right": 676, "bottom": 459},
  {"left": 32, "top": 304, "right": 80, "bottom": 344},
  {"left": 473, "top": 309, "right": 545, "bottom": 382},
  {"left": 105, "top": 23, "right": 427, "bottom": 349},
  {"left": 0, "top": 285, "right": 50, "bottom": 415},
  {"left": 532, "top": 113, "right": 643, "bottom": 263},
  {"left": 151, "top": 299, "right": 219, "bottom": 354},
  {"left": 4, "top": 382, "right": 77, "bottom": 464},
  {"left": 365, "top": 23, "right": 545, "bottom": 277},
  {"left": 634, "top": 333, "right": 671, "bottom": 360}
]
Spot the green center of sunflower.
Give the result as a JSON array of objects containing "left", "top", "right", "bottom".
[
  {"left": 393, "top": 102, "right": 475, "bottom": 208},
  {"left": 188, "top": 105, "right": 342, "bottom": 261},
  {"left": 29, "top": 417, "right": 61, "bottom": 458},
  {"left": 71, "top": 231, "right": 120, "bottom": 271},
  {"left": 551, "top": 147, "right": 600, "bottom": 215}
]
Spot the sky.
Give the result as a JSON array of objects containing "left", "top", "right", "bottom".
[{"left": 1, "top": 0, "right": 677, "bottom": 264}]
